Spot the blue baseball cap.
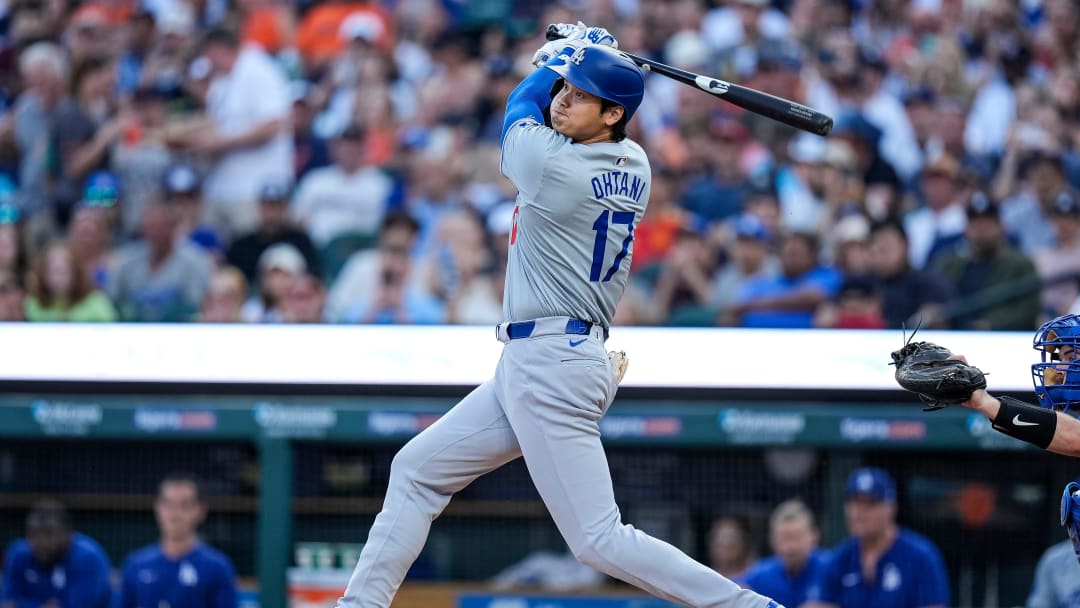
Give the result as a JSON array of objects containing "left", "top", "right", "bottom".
[
  {"left": 82, "top": 171, "right": 121, "bottom": 207},
  {"left": 846, "top": 467, "right": 896, "bottom": 502},
  {"left": 734, "top": 214, "right": 768, "bottom": 242}
]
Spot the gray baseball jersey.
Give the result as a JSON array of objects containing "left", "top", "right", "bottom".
[{"left": 500, "top": 116, "right": 650, "bottom": 327}]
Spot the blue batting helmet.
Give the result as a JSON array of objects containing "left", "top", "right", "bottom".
[
  {"left": 545, "top": 45, "right": 646, "bottom": 121},
  {"left": 1032, "top": 313, "right": 1080, "bottom": 411}
]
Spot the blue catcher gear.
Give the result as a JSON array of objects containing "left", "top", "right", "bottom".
[
  {"left": 1032, "top": 313, "right": 1080, "bottom": 412},
  {"left": 1060, "top": 481, "right": 1080, "bottom": 565},
  {"left": 545, "top": 45, "right": 646, "bottom": 122}
]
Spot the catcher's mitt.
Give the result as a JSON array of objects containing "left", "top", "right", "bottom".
[{"left": 890, "top": 340, "right": 987, "bottom": 411}]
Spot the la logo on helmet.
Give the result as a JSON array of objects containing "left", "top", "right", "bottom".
[{"left": 570, "top": 47, "right": 587, "bottom": 66}]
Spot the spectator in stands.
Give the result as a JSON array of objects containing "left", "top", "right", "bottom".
[
  {"left": 814, "top": 275, "right": 887, "bottom": 329},
  {"left": 964, "top": 35, "right": 1028, "bottom": 163},
  {"left": 279, "top": 272, "right": 327, "bottom": 323},
  {"left": 242, "top": 242, "right": 307, "bottom": 323},
  {"left": 117, "top": 473, "right": 237, "bottom": 608},
  {"left": 650, "top": 223, "right": 720, "bottom": 326},
  {"left": 163, "top": 163, "right": 224, "bottom": 260},
  {"left": 1027, "top": 538, "right": 1080, "bottom": 608},
  {"left": 630, "top": 169, "right": 686, "bottom": 271},
  {"left": 1000, "top": 151, "right": 1071, "bottom": 256},
  {"left": 434, "top": 209, "right": 500, "bottom": 325},
  {"left": 225, "top": 181, "right": 320, "bottom": 285},
  {"left": 707, "top": 514, "right": 757, "bottom": 583},
  {"left": 811, "top": 468, "right": 949, "bottom": 608},
  {"left": 0, "top": 500, "right": 112, "bottom": 608},
  {"left": 50, "top": 55, "right": 121, "bottom": 227},
  {"left": 137, "top": 6, "right": 196, "bottom": 97},
  {"left": 108, "top": 200, "right": 213, "bottom": 321},
  {"left": 328, "top": 211, "right": 442, "bottom": 324},
  {"left": 866, "top": 220, "right": 953, "bottom": 329},
  {"left": 829, "top": 112, "right": 902, "bottom": 214},
  {"left": 775, "top": 136, "right": 828, "bottom": 235},
  {"left": 180, "top": 26, "right": 292, "bottom": 239},
  {"left": 110, "top": 84, "right": 176, "bottom": 238},
  {"left": 24, "top": 240, "right": 116, "bottom": 321},
  {"left": 711, "top": 213, "right": 778, "bottom": 323},
  {"left": 290, "top": 123, "right": 394, "bottom": 249},
  {"left": 0, "top": 269, "right": 26, "bottom": 321},
  {"left": 1032, "top": 191, "right": 1080, "bottom": 320},
  {"left": 933, "top": 193, "right": 1041, "bottom": 331},
  {"left": 903, "top": 154, "right": 968, "bottom": 270},
  {"left": 197, "top": 266, "right": 247, "bottom": 323},
  {"left": 67, "top": 205, "right": 114, "bottom": 290},
  {"left": 61, "top": 5, "right": 114, "bottom": 65},
  {"left": 725, "top": 231, "right": 841, "bottom": 328},
  {"left": 679, "top": 116, "right": 750, "bottom": 225},
  {"left": 295, "top": 0, "right": 391, "bottom": 73},
  {"left": 743, "top": 499, "right": 829, "bottom": 608},
  {"left": 828, "top": 214, "right": 872, "bottom": 278},
  {"left": 114, "top": 10, "right": 155, "bottom": 95},
  {"left": 12, "top": 42, "right": 68, "bottom": 222}
]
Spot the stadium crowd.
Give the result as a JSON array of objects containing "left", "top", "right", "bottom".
[{"left": 0, "top": 0, "right": 1077, "bottom": 329}]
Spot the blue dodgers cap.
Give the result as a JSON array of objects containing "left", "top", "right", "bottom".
[
  {"left": 846, "top": 467, "right": 896, "bottom": 502},
  {"left": 545, "top": 45, "right": 646, "bottom": 121}
]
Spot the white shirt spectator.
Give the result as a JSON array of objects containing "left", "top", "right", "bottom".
[
  {"left": 203, "top": 45, "right": 293, "bottom": 225},
  {"left": 964, "top": 73, "right": 1016, "bottom": 158},
  {"left": 863, "top": 87, "right": 921, "bottom": 182},
  {"left": 290, "top": 165, "right": 394, "bottom": 247}
]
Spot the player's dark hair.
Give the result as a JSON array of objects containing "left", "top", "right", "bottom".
[
  {"left": 160, "top": 472, "right": 203, "bottom": 502},
  {"left": 600, "top": 98, "right": 629, "bottom": 142},
  {"left": 27, "top": 500, "right": 72, "bottom": 530}
]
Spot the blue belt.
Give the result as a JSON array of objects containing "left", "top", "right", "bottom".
[{"left": 504, "top": 318, "right": 608, "bottom": 341}]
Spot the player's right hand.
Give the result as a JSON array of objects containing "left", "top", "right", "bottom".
[{"left": 549, "top": 21, "right": 618, "bottom": 48}]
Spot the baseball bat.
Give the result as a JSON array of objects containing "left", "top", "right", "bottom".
[{"left": 545, "top": 25, "right": 833, "bottom": 136}]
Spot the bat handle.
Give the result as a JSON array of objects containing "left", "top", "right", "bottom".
[{"left": 545, "top": 25, "right": 565, "bottom": 42}]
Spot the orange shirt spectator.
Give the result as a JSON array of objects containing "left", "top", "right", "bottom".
[{"left": 296, "top": 3, "right": 391, "bottom": 69}]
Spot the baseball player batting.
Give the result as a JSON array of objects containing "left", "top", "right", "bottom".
[{"left": 335, "top": 23, "right": 783, "bottom": 608}]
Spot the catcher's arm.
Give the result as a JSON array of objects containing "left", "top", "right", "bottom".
[{"left": 961, "top": 388, "right": 1080, "bottom": 457}]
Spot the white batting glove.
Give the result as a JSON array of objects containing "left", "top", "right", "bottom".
[
  {"left": 550, "top": 21, "right": 618, "bottom": 48},
  {"left": 531, "top": 38, "right": 587, "bottom": 67},
  {"left": 532, "top": 22, "right": 618, "bottom": 68}
]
